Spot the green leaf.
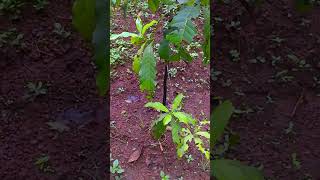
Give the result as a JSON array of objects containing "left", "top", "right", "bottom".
[
  {"left": 145, "top": 102, "right": 169, "bottom": 112},
  {"left": 142, "top": 20, "right": 158, "bottom": 35},
  {"left": 294, "top": 0, "right": 313, "bottom": 13},
  {"left": 177, "top": 142, "right": 189, "bottom": 158},
  {"left": 139, "top": 42, "right": 157, "bottom": 96},
  {"left": 173, "top": 112, "right": 195, "bottom": 125},
  {"left": 171, "top": 120, "right": 181, "bottom": 144},
  {"left": 195, "top": 131, "right": 210, "bottom": 139},
  {"left": 130, "top": 36, "right": 144, "bottom": 45},
  {"left": 172, "top": 93, "right": 184, "bottom": 111},
  {"left": 158, "top": 39, "right": 170, "bottom": 60},
  {"left": 177, "top": 0, "right": 195, "bottom": 5},
  {"left": 178, "top": 46, "right": 192, "bottom": 62},
  {"left": 148, "top": 0, "right": 159, "bottom": 13},
  {"left": 151, "top": 114, "right": 167, "bottom": 139},
  {"left": 166, "top": 6, "right": 200, "bottom": 44},
  {"left": 163, "top": 114, "right": 172, "bottom": 125},
  {"left": 135, "top": 16, "right": 143, "bottom": 34},
  {"left": 200, "top": 0, "right": 209, "bottom": 6},
  {"left": 211, "top": 101, "right": 234, "bottom": 146},
  {"left": 92, "top": 0, "right": 108, "bottom": 96},
  {"left": 202, "top": 6, "right": 210, "bottom": 64},
  {"left": 110, "top": 32, "right": 139, "bottom": 40},
  {"left": 211, "top": 159, "right": 264, "bottom": 180},
  {"left": 72, "top": 0, "right": 96, "bottom": 41},
  {"left": 132, "top": 55, "right": 140, "bottom": 74}
]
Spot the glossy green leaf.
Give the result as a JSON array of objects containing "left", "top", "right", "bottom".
[
  {"left": 142, "top": 20, "right": 158, "bottom": 35},
  {"left": 166, "top": 6, "right": 200, "bottom": 44},
  {"left": 151, "top": 114, "right": 167, "bottom": 139},
  {"left": 202, "top": 6, "right": 210, "bottom": 64},
  {"left": 171, "top": 120, "right": 181, "bottom": 144},
  {"left": 110, "top": 32, "right": 139, "bottom": 40},
  {"left": 178, "top": 46, "right": 192, "bottom": 62},
  {"left": 139, "top": 42, "right": 157, "bottom": 96},
  {"left": 177, "top": 141, "right": 189, "bottom": 158},
  {"left": 195, "top": 131, "right": 210, "bottom": 139},
  {"left": 163, "top": 114, "right": 172, "bottom": 125},
  {"left": 135, "top": 16, "right": 143, "bottom": 34},
  {"left": 72, "top": 0, "right": 96, "bottom": 41},
  {"left": 132, "top": 55, "right": 140, "bottom": 74},
  {"left": 148, "top": 0, "right": 159, "bottom": 13},
  {"left": 172, "top": 93, "right": 184, "bottom": 111},
  {"left": 92, "top": 0, "right": 108, "bottom": 96},
  {"left": 145, "top": 102, "right": 169, "bottom": 112},
  {"left": 130, "top": 36, "right": 144, "bottom": 45},
  {"left": 172, "top": 112, "right": 195, "bottom": 125},
  {"left": 158, "top": 39, "right": 170, "bottom": 60},
  {"left": 211, "top": 101, "right": 234, "bottom": 146},
  {"left": 211, "top": 159, "right": 264, "bottom": 180}
]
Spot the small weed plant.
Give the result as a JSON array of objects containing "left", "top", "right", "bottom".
[{"left": 110, "top": 159, "right": 124, "bottom": 179}]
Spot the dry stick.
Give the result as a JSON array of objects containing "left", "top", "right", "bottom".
[
  {"left": 290, "top": 89, "right": 305, "bottom": 118},
  {"left": 158, "top": 140, "right": 164, "bottom": 152}
]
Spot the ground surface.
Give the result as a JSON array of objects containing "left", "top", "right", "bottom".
[
  {"left": 213, "top": 1, "right": 320, "bottom": 180},
  {"left": 0, "top": 1, "right": 107, "bottom": 179},
  {"left": 110, "top": 6, "right": 210, "bottom": 180}
]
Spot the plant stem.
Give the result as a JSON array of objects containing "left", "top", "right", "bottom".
[{"left": 162, "top": 63, "right": 168, "bottom": 106}]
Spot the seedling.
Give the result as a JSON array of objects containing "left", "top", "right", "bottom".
[
  {"left": 160, "top": 171, "right": 170, "bottom": 180},
  {"left": 291, "top": 153, "right": 301, "bottom": 169},
  {"left": 185, "top": 154, "right": 194, "bottom": 163},
  {"left": 229, "top": 49, "right": 240, "bottom": 62},
  {"left": 110, "top": 159, "right": 124, "bottom": 179},
  {"left": 35, "top": 155, "right": 54, "bottom": 173},
  {"left": 24, "top": 82, "right": 47, "bottom": 101},
  {"left": 0, "top": 28, "right": 24, "bottom": 48},
  {"left": 271, "top": 55, "right": 281, "bottom": 66},
  {"left": 145, "top": 93, "right": 210, "bottom": 159},
  {"left": 168, "top": 67, "right": 178, "bottom": 78},
  {"left": 226, "top": 21, "right": 241, "bottom": 30},
  {"left": 0, "top": 0, "right": 24, "bottom": 19},
  {"left": 284, "top": 121, "right": 294, "bottom": 134},
  {"left": 53, "top": 23, "right": 70, "bottom": 38}
]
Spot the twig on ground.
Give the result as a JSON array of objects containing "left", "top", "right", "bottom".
[{"left": 290, "top": 89, "right": 305, "bottom": 118}]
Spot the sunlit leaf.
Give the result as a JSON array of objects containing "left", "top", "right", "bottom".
[
  {"left": 145, "top": 102, "right": 169, "bottom": 112},
  {"left": 171, "top": 93, "right": 184, "bottom": 111},
  {"left": 148, "top": 0, "right": 159, "bottom": 13},
  {"left": 163, "top": 114, "right": 172, "bottom": 125},
  {"left": 142, "top": 20, "right": 158, "bottom": 35},
  {"left": 139, "top": 42, "right": 157, "bottom": 96}
]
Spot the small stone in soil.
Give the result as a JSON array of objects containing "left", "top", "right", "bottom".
[{"left": 125, "top": 95, "right": 140, "bottom": 103}]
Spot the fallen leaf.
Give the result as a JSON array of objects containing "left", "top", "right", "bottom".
[{"left": 128, "top": 148, "right": 142, "bottom": 163}]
